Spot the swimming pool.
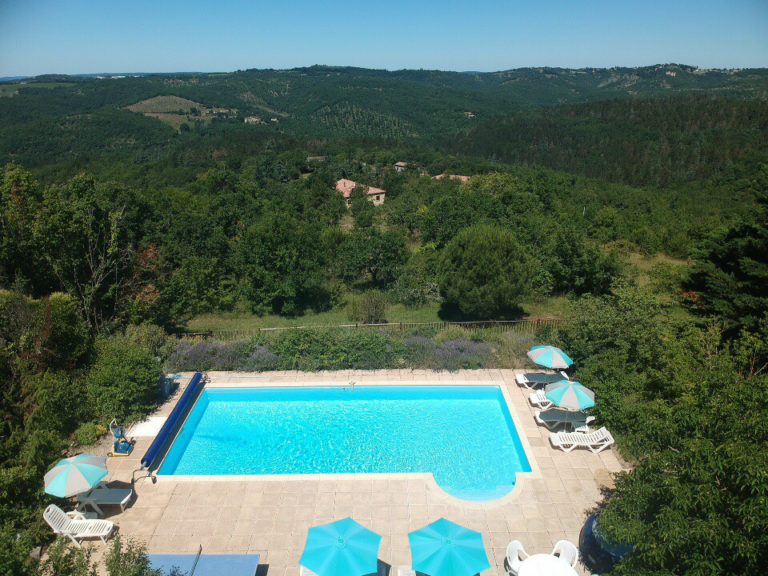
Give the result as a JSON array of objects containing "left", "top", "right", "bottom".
[{"left": 159, "top": 386, "right": 531, "bottom": 501}]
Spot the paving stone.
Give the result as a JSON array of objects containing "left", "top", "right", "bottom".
[{"left": 108, "top": 370, "right": 622, "bottom": 575}]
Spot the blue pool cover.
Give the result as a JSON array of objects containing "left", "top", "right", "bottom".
[
  {"left": 149, "top": 553, "right": 259, "bottom": 576},
  {"left": 141, "top": 372, "right": 205, "bottom": 469}
]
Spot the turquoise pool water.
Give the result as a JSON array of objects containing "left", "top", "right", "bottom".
[{"left": 159, "top": 386, "right": 531, "bottom": 501}]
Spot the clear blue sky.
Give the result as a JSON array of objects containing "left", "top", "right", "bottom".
[{"left": 0, "top": 0, "right": 766, "bottom": 76}]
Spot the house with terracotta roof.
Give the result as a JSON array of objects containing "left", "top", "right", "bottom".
[
  {"left": 431, "top": 174, "right": 471, "bottom": 183},
  {"left": 335, "top": 178, "right": 386, "bottom": 207},
  {"left": 394, "top": 161, "right": 409, "bottom": 173}
]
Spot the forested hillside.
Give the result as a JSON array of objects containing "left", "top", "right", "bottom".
[
  {"left": 1, "top": 64, "right": 767, "bottom": 186},
  {"left": 456, "top": 95, "right": 768, "bottom": 187},
  {"left": 1, "top": 64, "right": 767, "bottom": 575}
]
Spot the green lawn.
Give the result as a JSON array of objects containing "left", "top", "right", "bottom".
[
  {"left": 186, "top": 297, "right": 569, "bottom": 333},
  {"left": 627, "top": 252, "right": 690, "bottom": 286}
]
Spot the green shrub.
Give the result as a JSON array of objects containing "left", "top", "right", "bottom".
[
  {"left": 23, "top": 370, "right": 87, "bottom": 435},
  {"left": 0, "top": 523, "right": 36, "bottom": 576},
  {"left": 35, "top": 293, "right": 91, "bottom": 370},
  {"left": 0, "top": 465, "right": 43, "bottom": 529},
  {"left": 40, "top": 539, "right": 95, "bottom": 576},
  {"left": 648, "top": 261, "right": 688, "bottom": 299},
  {"left": 20, "top": 430, "right": 64, "bottom": 473},
  {"left": 85, "top": 336, "right": 161, "bottom": 422},
  {"left": 124, "top": 323, "right": 171, "bottom": 360},
  {"left": 346, "top": 291, "right": 388, "bottom": 324},
  {"left": 73, "top": 422, "right": 106, "bottom": 446},
  {"left": 267, "top": 329, "right": 403, "bottom": 371},
  {"left": 104, "top": 536, "right": 164, "bottom": 576},
  {"left": 39, "top": 536, "right": 166, "bottom": 576},
  {"left": 494, "top": 331, "right": 536, "bottom": 369},
  {"left": 391, "top": 247, "right": 441, "bottom": 307}
]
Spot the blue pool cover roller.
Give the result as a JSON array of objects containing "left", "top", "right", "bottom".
[{"left": 141, "top": 372, "right": 205, "bottom": 469}]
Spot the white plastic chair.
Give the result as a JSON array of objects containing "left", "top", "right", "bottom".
[
  {"left": 552, "top": 539, "right": 579, "bottom": 568},
  {"left": 43, "top": 504, "right": 114, "bottom": 548},
  {"left": 505, "top": 540, "right": 529, "bottom": 575}
]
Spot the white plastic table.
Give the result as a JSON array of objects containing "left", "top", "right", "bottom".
[{"left": 518, "top": 553, "right": 578, "bottom": 576}]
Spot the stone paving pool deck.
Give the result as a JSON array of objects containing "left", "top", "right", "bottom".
[{"left": 101, "top": 370, "right": 628, "bottom": 575}]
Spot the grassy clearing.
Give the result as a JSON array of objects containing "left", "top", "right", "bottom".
[
  {"left": 185, "top": 297, "right": 570, "bottom": 333},
  {"left": 126, "top": 95, "right": 236, "bottom": 130},
  {"left": 187, "top": 303, "right": 442, "bottom": 332},
  {"left": 0, "top": 85, "right": 19, "bottom": 97},
  {"left": 126, "top": 95, "right": 205, "bottom": 113},
  {"left": 144, "top": 113, "right": 194, "bottom": 130},
  {"left": 627, "top": 252, "right": 690, "bottom": 286},
  {"left": 520, "top": 295, "right": 570, "bottom": 319}
]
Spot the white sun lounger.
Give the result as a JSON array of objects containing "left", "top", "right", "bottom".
[
  {"left": 528, "top": 390, "right": 553, "bottom": 409},
  {"left": 535, "top": 409, "right": 594, "bottom": 431},
  {"left": 550, "top": 427, "right": 615, "bottom": 454},
  {"left": 43, "top": 504, "right": 115, "bottom": 548},
  {"left": 77, "top": 486, "right": 134, "bottom": 515},
  {"left": 515, "top": 371, "right": 569, "bottom": 389}
]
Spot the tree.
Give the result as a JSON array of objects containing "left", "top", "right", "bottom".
[
  {"left": 34, "top": 174, "right": 133, "bottom": 331},
  {"left": 0, "top": 164, "right": 50, "bottom": 294},
  {"left": 547, "top": 225, "right": 622, "bottom": 295},
  {"left": 687, "top": 165, "right": 768, "bottom": 334},
  {"left": 552, "top": 286, "right": 768, "bottom": 575},
  {"left": 235, "top": 211, "right": 327, "bottom": 315},
  {"left": 336, "top": 229, "right": 407, "bottom": 287},
  {"left": 438, "top": 225, "right": 536, "bottom": 318},
  {"left": 349, "top": 186, "right": 375, "bottom": 228}
]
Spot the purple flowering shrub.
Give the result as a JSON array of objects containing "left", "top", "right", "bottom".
[
  {"left": 403, "top": 336, "right": 438, "bottom": 365},
  {"left": 434, "top": 339, "right": 492, "bottom": 371},
  {"left": 166, "top": 331, "right": 504, "bottom": 373},
  {"left": 166, "top": 340, "right": 252, "bottom": 371}
]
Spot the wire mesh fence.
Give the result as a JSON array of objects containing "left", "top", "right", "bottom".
[{"left": 179, "top": 318, "right": 562, "bottom": 341}]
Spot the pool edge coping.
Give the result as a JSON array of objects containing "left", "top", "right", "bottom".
[{"left": 153, "top": 376, "right": 541, "bottom": 509}]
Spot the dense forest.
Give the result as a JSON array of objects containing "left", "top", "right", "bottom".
[{"left": 0, "top": 64, "right": 767, "bottom": 575}]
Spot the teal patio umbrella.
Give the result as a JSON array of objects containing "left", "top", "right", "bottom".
[
  {"left": 408, "top": 518, "right": 491, "bottom": 576},
  {"left": 300, "top": 518, "right": 381, "bottom": 576},
  {"left": 527, "top": 345, "right": 573, "bottom": 369},
  {"left": 545, "top": 380, "right": 595, "bottom": 411},
  {"left": 44, "top": 454, "right": 108, "bottom": 498}
]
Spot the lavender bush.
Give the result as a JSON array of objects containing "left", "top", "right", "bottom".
[
  {"left": 403, "top": 335, "right": 438, "bottom": 366},
  {"left": 166, "top": 340, "right": 250, "bottom": 371},
  {"left": 434, "top": 339, "right": 493, "bottom": 371},
  {"left": 166, "top": 327, "right": 542, "bottom": 372},
  {"left": 241, "top": 345, "right": 280, "bottom": 371}
]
